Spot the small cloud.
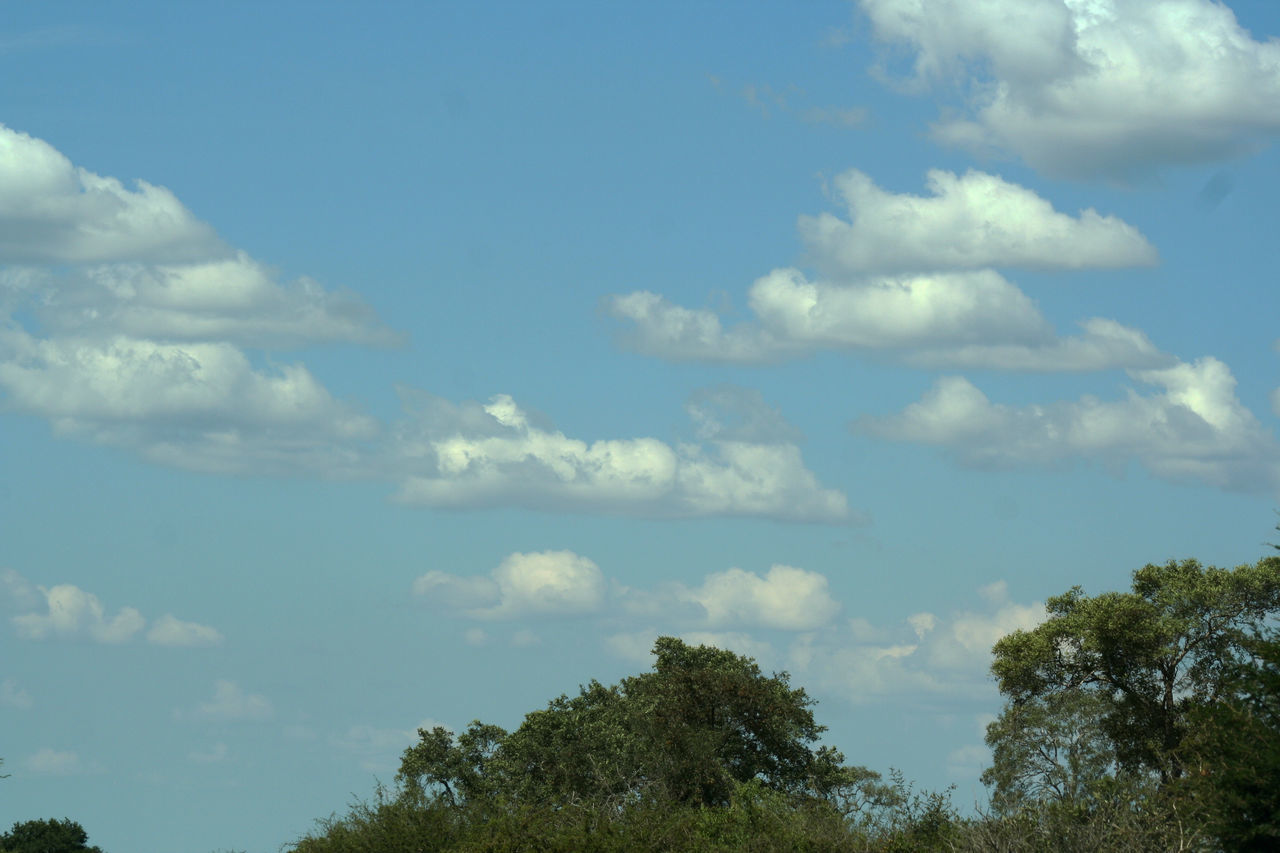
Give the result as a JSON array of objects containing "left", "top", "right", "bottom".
[
  {"left": 25, "top": 748, "right": 83, "bottom": 776},
  {"left": 415, "top": 551, "right": 605, "bottom": 620},
  {"left": 147, "top": 614, "right": 224, "bottom": 647},
  {"left": 188, "top": 680, "right": 273, "bottom": 722},
  {"left": 12, "top": 582, "right": 144, "bottom": 643}
]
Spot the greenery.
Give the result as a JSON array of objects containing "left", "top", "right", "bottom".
[{"left": 0, "top": 819, "right": 104, "bottom": 853}]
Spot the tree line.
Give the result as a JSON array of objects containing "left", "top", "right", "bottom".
[{"left": 5, "top": 553, "right": 1279, "bottom": 852}]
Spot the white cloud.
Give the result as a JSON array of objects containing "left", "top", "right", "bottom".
[
  {"left": 606, "top": 290, "right": 789, "bottom": 364},
  {"left": 787, "top": 583, "right": 1046, "bottom": 704},
  {"left": 673, "top": 565, "right": 841, "bottom": 631},
  {"left": 25, "top": 748, "right": 84, "bottom": 776},
  {"left": 5, "top": 572, "right": 223, "bottom": 646},
  {"left": 13, "top": 583, "right": 145, "bottom": 643},
  {"left": 146, "top": 614, "right": 224, "bottom": 647},
  {"left": 392, "top": 392, "right": 856, "bottom": 524},
  {"left": 0, "top": 123, "right": 224, "bottom": 263},
  {"left": 799, "top": 169, "right": 1157, "bottom": 275},
  {"left": 0, "top": 329, "right": 378, "bottom": 475},
  {"left": 859, "top": 0, "right": 1280, "bottom": 178},
  {"left": 415, "top": 550, "right": 606, "bottom": 620},
  {"left": 1, "top": 678, "right": 32, "bottom": 709},
  {"left": 904, "top": 317, "right": 1170, "bottom": 371},
  {"left": 609, "top": 271, "right": 1164, "bottom": 371},
  {"left": 0, "top": 124, "right": 397, "bottom": 477},
  {"left": 190, "top": 680, "right": 273, "bottom": 721},
  {"left": 27, "top": 253, "right": 400, "bottom": 348},
  {"left": 854, "top": 357, "right": 1280, "bottom": 491}
]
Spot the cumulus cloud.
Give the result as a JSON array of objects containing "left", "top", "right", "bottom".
[
  {"left": 12, "top": 583, "right": 145, "bottom": 643},
  {"left": 800, "top": 169, "right": 1157, "bottom": 275},
  {"left": 190, "top": 680, "right": 273, "bottom": 721},
  {"left": 788, "top": 582, "right": 1046, "bottom": 704},
  {"left": 609, "top": 271, "right": 1164, "bottom": 371},
  {"left": 26, "top": 254, "right": 401, "bottom": 348},
  {"left": 0, "top": 329, "right": 379, "bottom": 475},
  {"left": 607, "top": 580, "right": 1044, "bottom": 704},
  {"left": 391, "top": 391, "right": 856, "bottom": 524},
  {"left": 0, "top": 123, "right": 223, "bottom": 263},
  {"left": 0, "top": 124, "right": 396, "bottom": 476},
  {"left": 859, "top": 0, "right": 1280, "bottom": 178},
  {"left": 146, "top": 614, "right": 224, "bottom": 647},
  {"left": 854, "top": 357, "right": 1280, "bottom": 491},
  {"left": 415, "top": 550, "right": 606, "bottom": 620},
  {"left": 5, "top": 572, "right": 222, "bottom": 646},
  {"left": 623, "top": 565, "right": 842, "bottom": 631}
]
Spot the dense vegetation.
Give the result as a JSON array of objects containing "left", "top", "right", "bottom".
[{"left": 289, "top": 556, "right": 1280, "bottom": 852}]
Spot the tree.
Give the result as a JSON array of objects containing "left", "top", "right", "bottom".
[
  {"left": 989, "top": 557, "right": 1280, "bottom": 788},
  {"left": 1181, "top": 626, "right": 1280, "bottom": 850},
  {"left": 397, "top": 637, "right": 848, "bottom": 810},
  {"left": 0, "top": 819, "right": 104, "bottom": 853},
  {"left": 982, "top": 689, "right": 1119, "bottom": 811}
]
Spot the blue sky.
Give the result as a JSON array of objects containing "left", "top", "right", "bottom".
[{"left": 3, "top": 1, "right": 1280, "bottom": 850}]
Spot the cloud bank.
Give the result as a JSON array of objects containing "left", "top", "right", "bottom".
[
  {"left": 608, "top": 168, "right": 1164, "bottom": 371},
  {"left": 0, "top": 125, "right": 851, "bottom": 524}
]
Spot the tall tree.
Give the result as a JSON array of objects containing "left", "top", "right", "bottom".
[
  {"left": 397, "top": 637, "right": 846, "bottom": 809},
  {"left": 989, "top": 557, "right": 1280, "bottom": 787}
]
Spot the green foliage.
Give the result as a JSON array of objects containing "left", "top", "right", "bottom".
[
  {"left": 397, "top": 637, "right": 844, "bottom": 810},
  {"left": 0, "top": 818, "right": 104, "bottom": 853},
  {"left": 990, "top": 557, "right": 1280, "bottom": 785},
  {"left": 1180, "top": 626, "right": 1280, "bottom": 850}
]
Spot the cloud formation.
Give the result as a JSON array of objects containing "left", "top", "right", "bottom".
[
  {"left": 0, "top": 124, "right": 223, "bottom": 263},
  {"left": 608, "top": 271, "right": 1166, "bottom": 371},
  {"left": 621, "top": 565, "right": 841, "bottom": 631},
  {"left": 0, "top": 125, "right": 849, "bottom": 525},
  {"left": 190, "top": 680, "right": 274, "bottom": 721},
  {"left": 4, "top": 572, "right": 222, "bottom": 646},
  {"left": 391, "top": 392, "right": 856, "bottom": 523},
  {"left": 609, "top": 168, "right": 1164, "bottom": 371},
  {"left": 800, "top": 169, "right": 1157, "bottom": 275},
  {"left": 859, "top": 0, "right": 1280, "bottom": 178},
  {"left": 608, "top": 579, "right": 1044, "bottom": 704},
  {"left": 854, "top": 358, "right": 1280, "bottom": 491},
  {"left": 415, "top": 550, "right": 606, "bottom": 620}
]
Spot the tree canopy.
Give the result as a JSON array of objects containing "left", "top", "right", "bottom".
[
  {"left": 0, "top": 819, "right": 104, "bottom": 853},
  {"left": 398, "top": 636, "right": 844, "bottom": 810},
  {"left": 989, "top": 557, "right": 1280, "bottom": 792}
]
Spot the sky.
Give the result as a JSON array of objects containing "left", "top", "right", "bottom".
[{"left": 2, "top": 1, "right": 1280, "bottom": 850}]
